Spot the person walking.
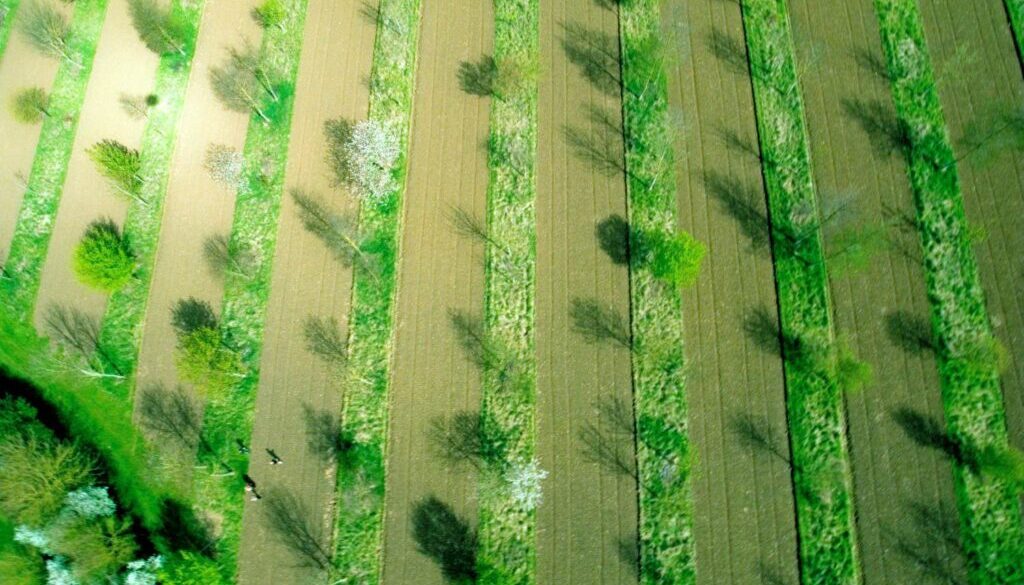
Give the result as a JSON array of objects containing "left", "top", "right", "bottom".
[
  {"left": 267, "top": 448, "right": 283, "bottom": 465},
  {"left": 235, "top": 439, "right": 250, "bottom": 454},
  {"left": 243, "top": 474, "right": 257, "bottom": 492}
]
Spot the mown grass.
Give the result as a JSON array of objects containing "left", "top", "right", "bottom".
[
  {"left": 98, "top": 0, "right": 205, "bottom": 394},
  {"left": 330, "top": 0, "right": 421, "bottom": 580},
  {"left": 474, "top": 1, "right": 539, "bottom": 584},
  {"left": 615, "top": 1, "right": 697, "bottom": 583},
  {"left": 1005, "top": 0, "right": 1024, "bottom": 65},
  {"left": 873, "top": 1, "right": 1024, "bottom": 581},
  {"left": 739, "top": 0, "right": 859, "bottom": 582},
  {"left": 186, "top": 0, "right": 308, "bottom": 578},
  {"left": 0, "top": 0, "right": 20, "bottom": 61},
  {"left": 0, "top": 0, "right": 108, "bottom": 320}
]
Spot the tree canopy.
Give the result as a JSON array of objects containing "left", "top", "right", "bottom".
[{"left": 72, "top": 219, "right": 135, "bottom": 292}]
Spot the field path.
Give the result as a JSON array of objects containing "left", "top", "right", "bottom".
[
  {"left": 380, "top": 1, "right": 492, "bottom": 583},
  {"left": 787, "top": 1, "right": 964, "bottom": 582},
  {"left": 662, "top": 1, "right": 799, "bottom": 582},
  {"left": 132, "top": 1, "right": 259, "bottom": 421},
  {"left": 234, "top": 0, "right": 376, "bottom": 582},
  {"left": 917, "top": 0, "right": 1024, "bottom": 454},
  {"left": 534, "top": 2, "right": 636, "bottom": 583},
  {"left": 0, "top": 6, "right": 64, "bottom": 261},
  {"left": 32, "top": 0, "right": 157, "bottom": 331}
]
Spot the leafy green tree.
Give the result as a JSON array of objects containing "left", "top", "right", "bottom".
[
  {"left": 638, "top": 228, "right": 706, "bottom": 288},
  {"left": 175, "top": 326, "right": 241, "bottom": 396},
  {"left": 0, "top": 436, "right": 95, "bottom": 525},
  {"left": 0, "top": 548, "right": 45, "bottom": 585},
  {"left": 86, "top": 140, "right": 144, "bottom": 202},
  {"left": 52, "top": 516, "right": 137, "bottom": 583},
  {"left": 72, "top": 219, "right": 135, "bottom": 292},
  {"left": 127, "top": 0, "right": 189, "bottom": 56},
  {"left": 251, "top": 0, "right": 286, "bottom": 29},
  {"left": 17, "top": 1, "right": 73, "bottom": 62},
  {"left": 9, "top": 87, "right": 50, "bottom": 124}
]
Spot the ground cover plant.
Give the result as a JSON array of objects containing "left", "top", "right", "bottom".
[
  {"left": 328, "top": 0, "right": 421, "bottom": 580},
  {"left": 0, "top": 0, "right": 108, "bottom": 320},
  {"left": 739, "top": 0, "right": 861, "bottom": 582},
  {"left": 468, "top": 1, "right": 540, "bottom": 583},
  {"left": 0, "top": 0, "right": 22, "bottom": 60},
  {"left": 98, "top": 0, "right": 204, "bottom": 388},
  {"left": 873, "top": 0, "right": 1024, "bottom": 580},
  {"left": 1005, "top": 0, "right": 1024, "bottom": 65}
]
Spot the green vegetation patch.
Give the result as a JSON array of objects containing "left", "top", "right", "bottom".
[
  {"left": 0, "top": 0, "right": 109, "bottom": 320},
  {"left": 873, "top": 1, "right": 1024, "bottom": 581},
  {"left": 99, "top": 0, "right": 205, "bottom": 387},
  {"left": 740, "top": 0, "right": 860, "bottom": 582},
  {"left": 0, "top": 0, "right": 21, "bottom": 61},
  {"left": 330, "top": 0, "right": 421, "bottom": 580},
  {"left": 1005, "top": 0, "right": 1024, "bottom": 66}
]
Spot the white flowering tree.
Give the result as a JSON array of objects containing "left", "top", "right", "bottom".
[
  {"left": 504, "top": 458, "right": 547, "bottom": 512},
  {"left": 345, "top": 119, "right": 399, "bottom": 202},
  {"left": 203, "top": 144, "right": 246, "bottom": 190}
]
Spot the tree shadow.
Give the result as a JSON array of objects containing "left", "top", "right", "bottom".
[
  {"left": 412, "top": 496, "right": 478, "bottom": 583},
  {"left": 841, "top": 98, "right": 912, "bottom": 159},
  {"left": 457, "top": 54, "right": 498, "bottom": 97},
  {"left": 883, "top": 499, "right": 967, "bottom": 585},
  {"left": 570, "top": 298, "right": 632, "bottom": 349},
  {"left": 730, "top": 413, "right": 790, "bottom": 465},
  {"left": 562, "top": 106, "right": 627, "bottom": 178},
  {"left": 428, "top": 410, "right": 505, "bottom": 472},
  {"left": 758, "top": 561, "right": 793, "bottom": 585},
  {"left": 617, "top": 534, "right": 640, "bottom": 578},
  {"left": 851, "top": 46, "right": 891, "bottom": 83},
  {"left": 703, "top": 171, "right": 771, "bottom": 251},
  {"left": 892, "top": 408, "right": 976, "bottom": 471},
  {"left": 579, "top": 395, "right": 637, "bottom": 479},
  {"left": 560, "top": 21, "right": 622, "bottom": 96},
  {"left": 596, "top": 214, "right": 631, "bottom": 265},
  {"left": 448, "top": 310, "right": 518, "bottom": 390},
  {"left": 884, "top": 310, "right": 936, "bottom": 355},
  {"left": 707, "top": 28, "right": 754, "bottom": 79},
  {"left": 742, "top": 305, "right": 807, "bottom": 360},
  {"left": 715, "top": 125, "right": 764, "bottom": 165},
  {"left": 154, "top": 497, "right": 216, "bottom": 554},
  {"left": 881, "top": 203, "right": 925, "bottom": 267}
]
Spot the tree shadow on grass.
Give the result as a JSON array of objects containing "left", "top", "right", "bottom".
[{"left": 412, "top": 496, "right": 478, "bottom": 583}]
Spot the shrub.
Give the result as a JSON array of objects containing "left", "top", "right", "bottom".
[
  {"left": 251, "top": 0, "right": 286, "bottom": 29},
  {"left": 638, "top": 228, "right": 706, "bottom": 288},
  {"left": 203, "top": 144, "right": 246, "bottom": 190},
  {"left": 0, "top": 548, "right": 45, "bottom": 585},
  {"left": 174, "top": 326, "right": 241, "bottom": 396},
  {"left": 0, "top": 436, "right": 95, "bottom": 525},
  {"left": 158, "top": 552, "right": 226, "bottom": 585},
  {"left": 52, "top": 516, "right": 137, "bottom": 582},
  {"left": 72, "top": 219, "right": 135, "bottom": 292},
  {"left": 86, "top": 140, "right": 143, "bottom": 199},
  {"left": 9, "top": 87, "right": 50, "bottom": 124}
]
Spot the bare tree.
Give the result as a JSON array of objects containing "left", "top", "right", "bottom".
[
  {"left": 263, "top": 488, "right": 332, "bottom": 571},
  {"left": 569, "top": 298, "right": 631, "bottom": 349},
  {"left": 137, "top": 383, "right": 206, "bottom": 452},
  {"left": 290, "top": 188, "right": 377, "bottom": 277},
  {"left": 42, "top": 304, "right": 123, "bottom": 378},
  {"left": 202, "top": 234, "right": 256, "bottom": 280},
  {"left": 18, "top": 1, "right": 75, "bottom": 63},
  {"left": 209, "top": 40, "right": 278, "bottom": 123},
  {"left": 301, "top": 315, "right": 347, "bottom": 367}
]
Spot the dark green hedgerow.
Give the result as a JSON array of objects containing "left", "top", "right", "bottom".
[
  {"left": 739, "top": 0, "right": 861, "bottom": 583},
  {"left": 0, "top": 0, "right": 108, "bottom": 320},
  {"left": 873, "top": 1, "right": 1024, "bottom": 582},
  {"left": 0, "top": 0, "right": 21, "bottom": 60}
]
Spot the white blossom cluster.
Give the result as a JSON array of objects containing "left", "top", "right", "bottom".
[
  {"left": 64, "top": 486, "right": 116, "bottom": 519},
  {"left": 124, "top": 555, "right": 163, "bottom": 585},
  {"left": 346, "top": 119, "right": 399, "bottom": 202},
  {"left": 204, "top": 143, "right": 247, "bottom": 190},
  {"left": 504, "top": 457, "right": 547, "bottom": 511}
]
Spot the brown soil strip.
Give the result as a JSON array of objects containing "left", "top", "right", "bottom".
[
  {"left": 787, "top": 1, "right": 965, "bottom": 582},
  {"left": 534, "top": 2, "right": 636, "bottom": 583},
  {"left": 662, "top": 1, "right": 799, "bottom": 582},
  {"left": 32, "top": 0, "right": 158, "bottom": 330},
  {"left": 379, "top": 1, "right": 492, "bottom": 583},
  {"left": 0, "top": 7, "right": 63, "bottom": 260},
  {"left": 917, "top": 0, "right": 1024, "bottom": 455},
  {"left": 234, "top": 1, "right": 376, "bottom": 583}
]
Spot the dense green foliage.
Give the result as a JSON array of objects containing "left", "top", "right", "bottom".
[
  {"left": 637, "top": 228, "right": 705, "bottom": 290},
  {"left": 251, "top": 0, "right": 285, "bottom": 30},
  {"left": 0, "top": 0, "right": 23, "bottom": 63},
  {"left": 740, "top": 0, "right": 859, "bottom": 582},
  {"left": 1006, "top": 0, "right": 1024, "bottom": 66},
  {"left": 127, "top": 0, "right": 188, "bottom": 57},
  {"left": 86, "top": 139, "right": 144, "bottom": 198},
  {"left": 873, "top": 0, "right": 1024, "bottom": 581},
  {"left": 72, "top": 219, "right": 135, "bottom": 292},
  {"left": 9, "top": 86, "right": 49, "bottom": 124}
]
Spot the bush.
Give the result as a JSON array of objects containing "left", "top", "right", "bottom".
[
  {"left": 72, "top": 219, "right": 135, "bottom": 292},
  {"left": 52, "top": 516, "right": 137, "bottom": 582},
  {"left": 159, "top": 552, "right": 226, "bottom": 585},
  {"left": 0, "top": 548, "right": 45, "bottom": 585},
  {"left": 638, "top": 228, "right": 706, "bottom": 288},
  {"left": 86, "top": 140, "right": 143, "bottom": 199},
  {"left": 0, "top": 436, "right": 95, "bottom": 525},
  {"left": 251, "top": 0, "right": 286, "bottom": 29},
  {"left": 174, "top": 326, "right": 241, "bottom": 396},
  {"left": 9, "top": 87, "right": 50, "bottom": 124}
]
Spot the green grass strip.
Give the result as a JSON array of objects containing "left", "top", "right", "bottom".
[
  {"left": 0, "top": 0, "right": 21, "bottom": 62},
  {"left": 98, "top": 0, "right": 206, "bottom": 395},
  {"left": 190, "top": 0, "right": 308, "bottom": 578},
  {"left": 739, "top": 1, "right": 859, "bottom": 582},
  {"left": 329, "top": 0, "right": 421, "bottom": 580},
  {"left": 1005, "top": 0, "right": 1024, "bottom": 67},
  {"left": 873, "top": 1, "right": 1024, "bottom": 581},
  {"left": 0, "top": 0, "right": 109, "bottom": 320},
  {"left": 475, "top": 1, "right": 539, "bottom": 584},
  {"left": 616, "top": 1, "right": 695, "bottom": 582}
]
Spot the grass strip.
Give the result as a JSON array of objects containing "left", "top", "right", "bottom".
[
  {"left": 616, "top": 1, "right": 696, "bottom": 582},
  {"left": 0, "top": 0, "right": 20, "bottom": 61},
  {"left": 98, "top": 0, "right": 205, "bottom": 394},
  {"left": 474, "top": 1, "right": 539, "bottom": 583},
  {"left": 739, "top": 1, "right": 860, "bottom": 582},
  {"left": 189, "top": 0, "right": 308, "bottom": 578},
  {"left": 1005, "top": 0, "right": 1024, "bottom": 67},
  {"left": 873, "top": 1, "right": 1024, "bottom": 581},
  {"left": 0, "top": 0, "right": 108, "bottom": 320},
  {"left": 329, "top": 0, "right": 421, "bottom": 580}
]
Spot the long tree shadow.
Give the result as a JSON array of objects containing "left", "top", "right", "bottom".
[
  {"left": 703, "top": 171, "right": 771, "bottom": 251},
  {"left": 840, "top": 98, "right": 912, "bottom": 159},
  {"left": 579, "top": 395, "right": 637, "bottom": 479},
  {"left": 730, "top": 413, "right": 791, "bottom": 466},
  {"left": 892, "top": 408, "right": 976, "bottom": 471},
  {"left": 883, "top": 499, "right": 967, "bottom": 585},
  {"left": 412, "top": 496, "right": 478, "bottom": 583},
  {"left": 707, "top": 28, "right": 754, "bottom": 78},
  {"left": 851, "top": 46, "right": 891, "bottom": 83},
  {"left": 560, "top": 21, "right": 623, "bottom": 96},
  {"left": 428, "top": 410, "right": 506, "bottom": 472},
  {"left": 884, "top": 310, "right": 936, "bottom": 355},
  {"left": 570, "top": 297, "right": 632, "bottom": 350},
  {"left": 563, "top": 105, "right": 628, "bottom": 179},
  {"left": 742, "top": 304, "right": 809, "bottom": 361}
]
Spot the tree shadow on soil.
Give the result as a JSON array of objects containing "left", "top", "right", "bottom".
[
  {"left": 428, "top": 410, "right": 506, "bottom": 472},
  {"left": 730, "top": 413, "right": 790, "bottom": 466},
  {"left": 596, "top": 214, "right": 631, "bottom": 265},
  {"left": 840, "top": 98, "right": 912, "bottom": 159},
  {"left": 412, "top": 496, "right": 478, "bottom": 583},
  {"left": 891, "top": 407, "right": 976, "bottom": 471},
  {"left": 703, "top": 171, "right": 771, "bottom": 251},
  {"left": 570, "top": 297, "right": 632, "bottom": 350},
  {"left": 851, "top": 46, "right": 891, "bottom": 83},
  {"left": 884, "top": 310, "right": 936, "bottom": 355},
  {"left": 579, "top": 395, "right": 637, "bottom": 479},
  {"left": 560, "top": 21, "right": 622, "bottom": 96},
  {"left": 883, "top": 499, "right": 967, "bottom": 585},
  {"left": 562, "top": 105, "right": 627, "bottom": 179}
]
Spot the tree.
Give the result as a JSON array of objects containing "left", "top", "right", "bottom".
[
  {"left": 202, "top": 233, "right": 255, "bottom": 279},
  {"left": 636, "top": 228, "right": 706, "bottom": 289},
  {"left": 119, "top": 93, "right": 159, "bottom": 121},
  {"left": 411, "top": 497, "right": 477, "bottom": 583},
  {"left": 170, "top": 297, "right": 219, "bottom": 338},
  {"left": 209, "top": 40, "right": 279, "bottom": 123},
  {"left": 42, "top": 304, "right": 124, "bottom": 378},
  {"left": 72, "top": 218, "right": 135, "bottom": 292},
  {"left": 0, "top": 548, "right": 45, "bottom": 585},
  {"left": 52, "top": 516, "right": 137, "bottom": 583},
  {"left": 175, "top": 326, "right": 241, "bottom": 396},
  {"left": 128, "top": 0, "right": 189, "bottom": 56},
  {"left": 251, "top": 0, "right": 286, "bottom": 30},
  {"left": 262, "top": 488, "right": 332, "bottom": 571},
  {"left": 137, "top": 383, "right": 205, "bottom": 451},
  {"left": 291, "top": 188, "right": 376, "bottom": 274},
  {"left": 9, "top": 87, "right": 50, "bottom": 124},
  {"left": 344, "top": 119, "right": 399, "bottom": 202},
  {"left": 17, "top": 1, "right": 73, "bottom": 62},
  {"left": 86, "top": 140, "right": 145, "bottom": 202},
  {"left": 301, "top": 314, "right": 348, "bottom": 367},
  {"left": 203, "top": 143, "right": 246, "bottom": 189},
  {"left": 0, "top": 436, "right": 95, "bottom": 525}
]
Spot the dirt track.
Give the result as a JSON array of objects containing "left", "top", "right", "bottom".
[
  {"left": 534, "top": 2, "right": 636, "bottom": 583},
  {"left": 0, "top": 6, "right": 62, "bottom": 267},
  {"left": 32, "top": 0, "right": 157, "bottom": 332},
  {"left": 662, "top": 1, "right": 799, "bottom": 582},
  {"left": 380, "top": 1, "right": 492, "bottom": 583},
  {"left": 917, "top": 0, "right": 1024, "bottom": 455},
  {"left": 234, "top": 0, "right": 376, "bottom": 583},
  {"left": 787, "top": 0, "right": 964, "bottom": 582}
]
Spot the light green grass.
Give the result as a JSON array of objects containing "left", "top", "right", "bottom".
[
  {"left": 474, "top": 1, "right": 539, "bottom": 584},
  {"left": 1005, "top": 0, "right": 1024, "bottom": 66},
  {"left": 0, "top": 0, "right": 21, "bottom": 62},
  {"left": 329, "top": 0, "right": 421, "bottom": 581},
  {"left": 873, "top": 1, "right": 1024, "bottom": 581},
  {"left": 739, "top": 0, "right": 859, "bottom": 582},
  {"left": 98, "top": 0, "right": 206, "bottom": 396},
  {"left": 0, "top": 0, "right": 109, "bottom": 320}
]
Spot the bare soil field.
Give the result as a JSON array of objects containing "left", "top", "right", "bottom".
[
  {"left": 534, "top": 2, "right": 636, "bottom": 583},
  {"left": 379, "top": 1, "right": 492, "bottom": 583},
  {"left": 32, "top": 0, "right": 157, "bottom": 330},
  {"left": 917, "top": 0, "right": 1024, "bottom": 454},
  {"left": 787, "top": 1, "right": 965, "bottom": 582},
  {"left": 234, "top": 0, "right": 376, "bottom": 583},
  {"left": 661, "top": 1, "right": 799, "bottom": 583},
  {"left": 0, "top": 6, "right": 63, "bottom": 261}
]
